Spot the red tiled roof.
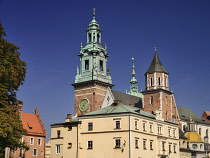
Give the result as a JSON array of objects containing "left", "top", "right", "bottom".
[
  {"left": 204, "top": 111, "right": 210, "bottom": 116},
  {"left": 22, "top": 112, "right": 46, "bottom": 136}
]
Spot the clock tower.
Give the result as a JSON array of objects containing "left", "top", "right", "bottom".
[{"left": 72, "top": 9, "right": 113, "bottom": 116}]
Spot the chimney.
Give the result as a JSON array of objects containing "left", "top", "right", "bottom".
[
  {"left": 113, "top": 100, "right": 119, "bottom": 106},
  {"left": 65, "top": 114, "right": 72, "bottom": 122},
  {"left": 18, "top": 104, "right": 23, "bottom": 119}
]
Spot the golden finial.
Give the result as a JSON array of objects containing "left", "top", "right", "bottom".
[
  {"left": 132, "top": 57, "right": 136, "bottom": 75},
  {"left": 93, "top": 8, "right": 96, "bottom": 18},
  {"left": 154, "top": 46, "right": 157, "bottom": 52},
  {"left": 132, "top": 57, "right": 135, "bottom": 68}
]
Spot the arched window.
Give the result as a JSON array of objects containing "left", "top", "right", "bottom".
[{"left": 200, "top": 144, "right": 203, "bottom": 149}]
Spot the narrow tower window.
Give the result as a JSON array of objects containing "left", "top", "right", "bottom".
[
  {"left": 97, "top": 34, "right": 100, "bottom": 42},
  {"left": 150, "top": 96, "right": 154, "bottom": 105},
  {"left": 93, "top": 33, "right": 95, "bottom": 42},
  {"left": 85, "top": 60, "right": 89, "bottom": 70},
  {"left": 166, "top": 96, "right": 168, "bottom": 106},
  {"left": 99, "top": 60, "right": 103, "bottom": 71},
  {"left": 158, "top": 77, "right": 161, "bottom": 86},
  {"left": 150, "top": 77, "right": 153, "bottom": 86},
  {"left": 88, "top": 34, "right": 91, "bottom": 42}
]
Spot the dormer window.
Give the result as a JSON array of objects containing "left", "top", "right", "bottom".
[{"left": 85, "top": 60, "right": 89, "bottom": 70}]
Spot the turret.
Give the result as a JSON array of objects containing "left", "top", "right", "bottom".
[
  {"left": 145, "top": 47, "right": 169, "bottom": 90},
  {"left": 127, "top": 58, "right": 142, "bottom": 98},
  {"left": 75, "top": 8, "right": 112, "bottom": 84}
]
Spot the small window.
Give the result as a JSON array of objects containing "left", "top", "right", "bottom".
[
  {"left": 57, "top": 130, "right": 61, "bottom": 138},
  {"left": 150, "top": 77, "right": 153, "bottom": 86},
  {"left": 135, "top": 120, "right": 138, "bottom": 130},
  {"left": 174, "top": 145, "right": 176, "bottom": 153},
  {"left": 88, "top": 141, "right": 93, "bottom": 149},
  {"left": 143, "top": 122, "right": 146, "bottom": 131},
  {"left": 97, "top": 34, "right": 100, "bottom": 42},
  {"left": 116, "top": 121, "right": 120, "bottom": 129},
  {"left": 168, "top": 128, "right": 171, "bottom": 137},
  {"left": 166, "top": 96, "right": 168, "bottom": 105},
  {"left": 56, "top": 145, "right": 60, "bottom": 154},
  {"left": 158, "top": 77, "right": 161, "bottom": 86},
  {"left": 99, "top": 60, "right": 103, "bottom": 71},
  {"left": 85, "top": 60, "right": 89, "bottom": 70},
  {"left": 68, "top": 126, "right": 72, "bottom": 131},
  {"left": 30, "top": 137, "right": 34, "bottom": 145},
  {"left": 150, "top": 124, "right": 152, "bottom": 133},
  {"left": 38, "top": 138, "right": 42, "bottom": 146},
  {"left": 169, "top": 144, "right": 171, "bottom": 153},
  {"left": 158, "top": 126, "right": 162, "bottom": 135},
  {"left": 33, "top": 149, "right": 37, "bottom": 156},
  {"left": 166, "top": 111, "right": 168, "bottom": 120},
  {"left": 135, "top": 139, "right": 139, "bottom": 148},
  {"left": 206, "top": 129, "right": 209, "bottom": 137},
  {"left": 150, "top": 141, "right": 153, "bottom": 150},
  {"left": 88, "top": 34, "right": 91, "bottom": 42},
  {"left": 150, "top": 96, "right": 153, "bottom": 105},
  {"left": 88, "top": 123, "right": 93, "bottom": 131},
  {"left": 199, "top": 128, "right": 201, "bottom": 135},
  {"left": 173, "top": 129, "right": 176, "bottom": 137},
  {"left": 162, "top": 142, "right": 165, "bottom": 151},
  {"left": 143, "top": 140, "right": 146, "bottom": 149},
  {"left": 115, "top": 139, "right": 121, "bottom": 148}
]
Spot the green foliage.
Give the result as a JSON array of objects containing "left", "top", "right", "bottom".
[{"left": 0, "top": 22, "right": 27, "bottom": 156}]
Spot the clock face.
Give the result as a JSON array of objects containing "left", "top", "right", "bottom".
[
  {"left": 79, "top": 99, "right": 90, "bottom": 112},
  {"left": 192, "top": 144, "right": 197, "bottom": 149}
]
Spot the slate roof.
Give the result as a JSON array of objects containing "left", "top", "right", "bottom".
[
  {"left": 22, "top": 112, "right": 46, "bottom": 136},
  {"left": 146, "top": 53, "right": 168, "bottom": 74},
  {"left": 82, "top": 102, "right": 155, "bottom": 119},
  {"left": 111, "top": 90, "right": 142, "bottom": 108},
  {"left": 177, "top": 106, "right": 210, "bottom": 125}
]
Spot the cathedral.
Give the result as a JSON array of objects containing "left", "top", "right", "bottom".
[{"left": 50, "top": 10, "right": 210, "bottom": 158}]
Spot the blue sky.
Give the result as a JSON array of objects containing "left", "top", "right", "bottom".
[{"left": 1, "top": 0, "right": 210, "bottom": 140}]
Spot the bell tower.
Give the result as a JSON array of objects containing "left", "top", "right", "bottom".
[
  {"left": 72, "top": 9, "right": 113, "bottom": 116},
  {"left": 142, "top": 48, "right": 178, "bottom": 123}
]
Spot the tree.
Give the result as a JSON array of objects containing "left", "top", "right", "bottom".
[{"left": 0, "top": 22, "right": 28, "bottom": 157}]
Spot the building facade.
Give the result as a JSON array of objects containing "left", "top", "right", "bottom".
[
  {"left": 12, "top": 105, "right": 46, "bottom": 158},
  {"left": 50, "top": 10, "right": 210, "bottom": 158}
]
